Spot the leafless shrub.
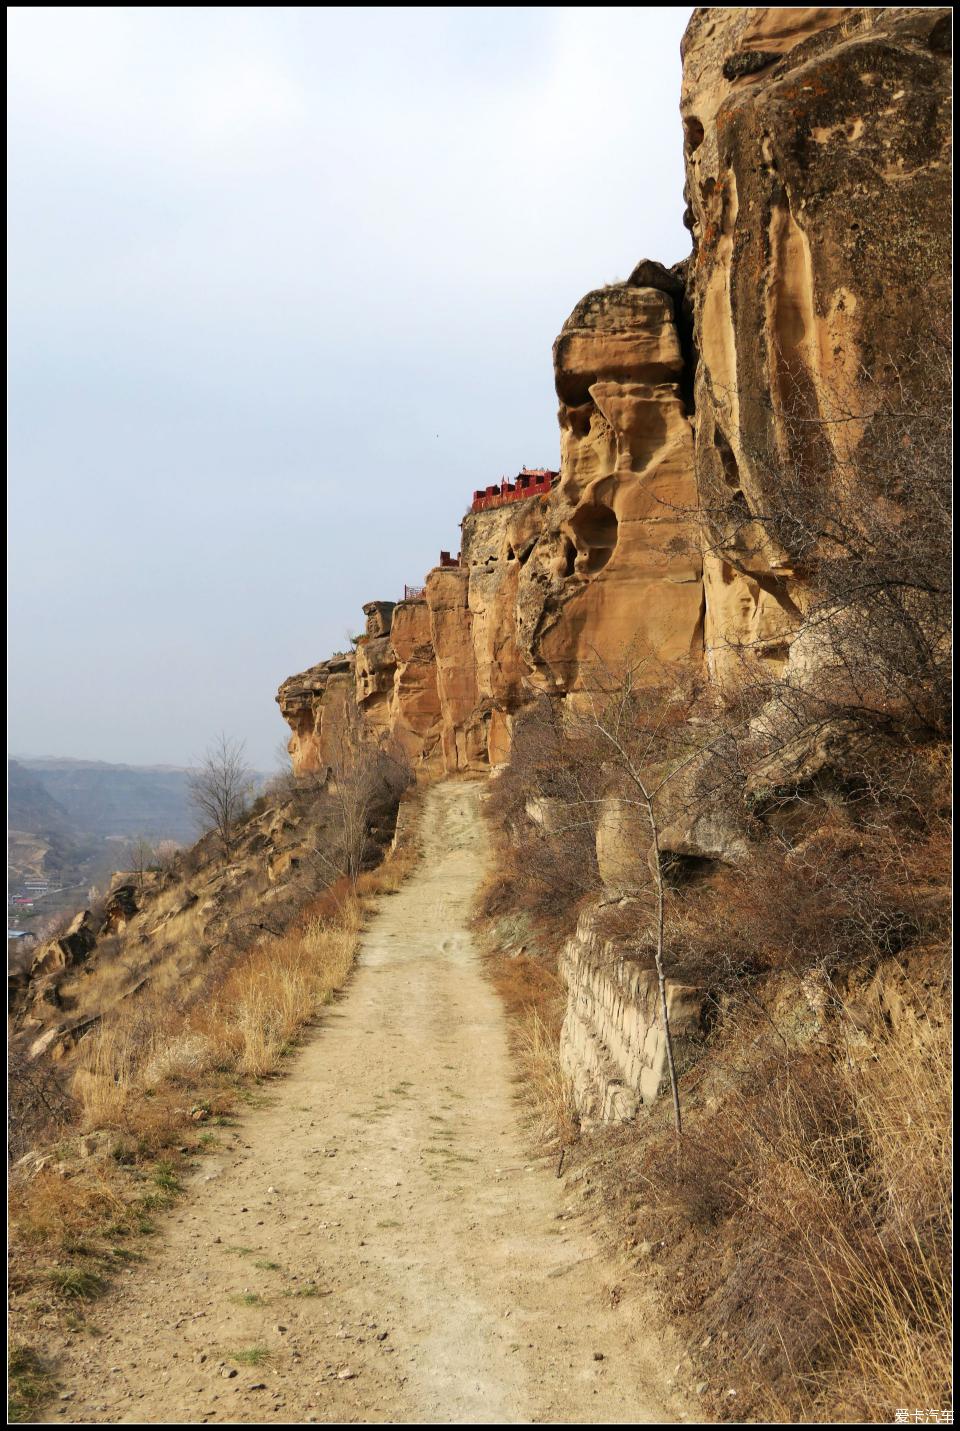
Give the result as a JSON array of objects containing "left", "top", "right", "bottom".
[
  {"left": 123, "top": 834, "right": 155, "bottom": 892},
  {"left": 483, "top": 696, "right": 602, "bottom": 925},
  {"left": 701, "top": 331, "right": 951, "bottom": 741},
  {"left": 8, "top": 1051, "right": 76, "bottom": 1163},
  {"left": 636, "top": 980, "right": 951, "bottom": 1422},
  {"left": 307, "top": 709, "right": 412, "bottom": 886},
  {"left": 187, "top": 733, "right": 254, "bottom": 861}
]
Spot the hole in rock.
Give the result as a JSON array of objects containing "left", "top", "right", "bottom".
[
  {"left": 571, "top": 502, "right": 619, "bottom": 574},
  {"left": 684, "top": 116, "right": 705, "bottom": 154}
]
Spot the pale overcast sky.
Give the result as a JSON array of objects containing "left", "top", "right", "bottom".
[{"left": 8, "top": 5, "right": 692, "bottom": 770}]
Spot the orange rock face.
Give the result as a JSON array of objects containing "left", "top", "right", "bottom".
[
  {"left": 276, "top": 654, "right": 356, "bottom": 776},
  {"left": 278, "top": 6, "right": 951, "bottom": 779},
  {"left": 680, "top": 6, "right": 952, "bottom": 677},
  {"left": 388, "top": 600, "right": 443, "bottom": 771},
  {"left": 515, "top": 267, "right": 702, "bottom": 699},
  {"left": 277, "top": 264, "right": 705, "bottom": 779}
]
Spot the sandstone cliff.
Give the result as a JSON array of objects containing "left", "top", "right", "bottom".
[
  {"left": 681, "top": 7, "right": 951, "bottom": 670},
  {"left": 274, "top": 7, "right": 950, "bottom": 1131},
  {"left": 279, "top": 10, "right": 949, "bottom": 786}
]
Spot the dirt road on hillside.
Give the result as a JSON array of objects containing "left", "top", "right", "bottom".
[{"left": 41, "top": 781, "right": 689, "bottom": 1425}]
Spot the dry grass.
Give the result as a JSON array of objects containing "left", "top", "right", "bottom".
[
  {"left": 8, "top": 1344, "right": 55, "bottom": 1424},
  {"left": 201, "top": 909, "right": 361, "bottom": 1077},
  {"left": 11, "top": 1167, "right": 127, "bottom": 1251},
  {"left": 787, "top": 1001, "right": 952, "bottom": 1419},
  {"left": 629, "top": 971, "right": 952, "bottom": 1422},
  {"left": 512, "top": 1006, "right": 579, "bottom": 1148},
  {"left": 8, "top": 808, "right": 421, "bottom": 1416},
  {"left": 475, "top": 862, "right": 578, "bottom": 1149},
  {"left": 479, "top": 729, "right": 951, "bottom": 1420}
]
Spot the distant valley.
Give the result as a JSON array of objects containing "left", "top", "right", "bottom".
[
  {"left": 9, "top": 757, "right": 198, "bottom": 843},
  {"left": 8, "top": 757, "right": 207, "bottom": 938}
]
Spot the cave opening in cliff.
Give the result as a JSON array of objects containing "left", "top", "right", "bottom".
[
  {"left": 571, "top": 502, "right": 619, "bottom": 574},
  {"left": 683, "top": 115, "right": 704, "bottom": 154}
]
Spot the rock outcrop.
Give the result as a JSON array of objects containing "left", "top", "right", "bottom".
[
  {"left": 277, "top": 652, "right": 355, "bottom": 775},
  {"left": 514, "top": 266, "right": 703, "bottom": 701},
  {"left": 275, "top": 6, "right": 950, "bottom": 1121},
  {"left": 680, "top": 6, "right": 952, "bottom": 676},
  {"left": 278, "top": 264, "right": 706, "bottom": 776}
]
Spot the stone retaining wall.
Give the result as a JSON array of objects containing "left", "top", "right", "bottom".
[{"left": 559, "top": 906, "right": 706, "bottom": 1125}]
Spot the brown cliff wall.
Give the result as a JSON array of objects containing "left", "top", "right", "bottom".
[
  {"left": 680, "top": 6, "right": 952, "bottom": 677},
  {"left": 279, "top": 0, "right": 950, "bottom": 777},
  {"left": 277, "top": 266, "right": 707, "bottom": 775}
]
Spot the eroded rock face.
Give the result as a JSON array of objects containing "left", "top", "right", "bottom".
[
  {"left": 516, "top": 268, "right": 703, "bottom": 697},
  {"left": 276, "top": 653, "right": 355, "bottom": 776},
  {"left": 461, "top": 498, "right": 549, "bottom": 765},
  {"left": 271, "top": 6, "right": 949, "bottom": 1127},
  {"left": 425, "top": 567, "right": 486, "bottom": 773},
  {"left": 387, "top": 599, "right": 444, "bottom": 772},
  {"left": 680, "top": 6, "right": 952, "bottom": 676},
  {"left": 29, "top": 910, "right": 97, "bottom": 982},
  {"left": 277, "top": 263, "right": 707, "bottom": 776},
  {"left": 278, "top": 5, "right": 950, "bottom": 793}
]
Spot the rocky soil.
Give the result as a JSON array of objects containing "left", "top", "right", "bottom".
[{"left": 38, "top": 781, "right": 690, "bottom": 1425}]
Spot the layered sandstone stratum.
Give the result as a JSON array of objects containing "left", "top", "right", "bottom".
[{"left": 276, "top": 7, "right": 950, "bottom": 1123}]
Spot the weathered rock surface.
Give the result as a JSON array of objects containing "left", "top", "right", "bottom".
[
  {"left": 387, "top": 599, "right": 444, "bottom": 771},
  {"left": 29, "top": 910, "right": 97, "bottom": 981},
  {"left": 278, "top": 266, "right": 705, "bottom": 777},
  {"left": 514, "top": 272, "right": 703, "bottom": 700},
  {"left": 273, "top": 6, "right": 951, "bottom": 1122},
  {"left": 560, "top": 906, "right": 708, "bottom": 1126},
  {"left": 277, "top": 652, "right": 355, "bottom": 775},
  {"left": 680, "top": 5, "right": 952, "bottom": 677}
]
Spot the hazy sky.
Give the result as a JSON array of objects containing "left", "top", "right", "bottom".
[{"left": 8, "top": 5, "right": 691, "bottom": 770}]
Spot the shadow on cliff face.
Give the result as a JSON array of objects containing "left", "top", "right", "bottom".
[{"left": 569, "top": 499, "right": 619, "bottom": 574}]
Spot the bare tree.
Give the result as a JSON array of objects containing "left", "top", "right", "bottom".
[
  {"left": 507, "top": 656, "right": 733, "bottom": 1136},
  {"left": 309, "top": 709, "right": 411, "bottom": 886},
  {"left": 8, "top": 1049, "right": 77, "bottom": 1162},
  {"left": 125, "top": 833, "right": 155, "bottom": 892},
  {"left": 153, "top": 839, "right": 180, "bottom": 876},
  {"left": 188, "top": 734, "right": 253, "bottom": 862},
  {"left": 695, "top": 330, "right": 951, "bottom": 741}
]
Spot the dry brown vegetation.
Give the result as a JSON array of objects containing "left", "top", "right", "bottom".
[
  {"left": 616, "top": 959, "right": 951, "bottom": 1422},
  {"left": 8, "top": 782, "right": 421, "bottom": 1423},
  {"left": 474, "top": 870, "right": 577, "bottom": 1149},
  {"left": 478, "top": 677, "right": 951, "bottom": 1419}
]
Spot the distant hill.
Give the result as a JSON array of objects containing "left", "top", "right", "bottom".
[
  {"left": 8, "top": 758, "right": 197, "bottom": 844},
  {"left": 7, "top": 760, "right": 75, "bottom": 837}
]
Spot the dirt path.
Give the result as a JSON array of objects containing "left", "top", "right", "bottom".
[{"left": 42, "top": 780, "right": 689, "bottom": 1425}]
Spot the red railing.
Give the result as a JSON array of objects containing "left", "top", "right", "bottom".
[
  {"left": 471, "top": 467, "right": 556, "bottom": 513},
  {"left": 403, "top": 584, "right": 426, "bottom": 601}
]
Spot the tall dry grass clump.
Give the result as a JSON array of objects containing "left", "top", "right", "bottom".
[
  {"left": 512, "top": 1005, "right": 579, "bottom": 1148},
  {"left": 201, "top": 906, "right": 362, "bottom": 1077},
  {"left": 796, "top": 1002, "right": 952, "bottom": 1419},
  {"left": 635, "top": 974, "right": 951, "bottom": 1422},
  {"left": 475, "top": 857, "right": 578, "bottom": 1149},
  {"left": 71, "top": 885, "right": 368, "bottom": 1124}
]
